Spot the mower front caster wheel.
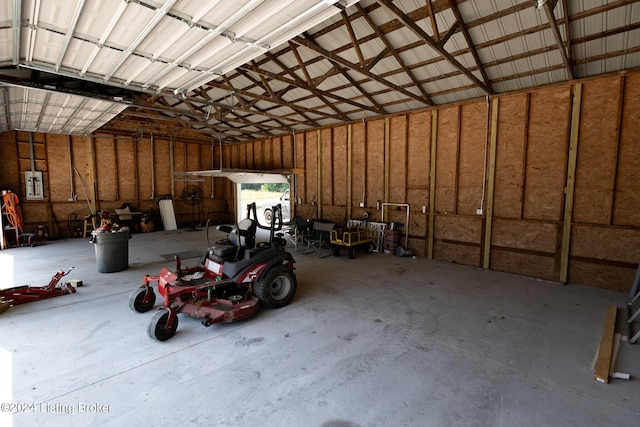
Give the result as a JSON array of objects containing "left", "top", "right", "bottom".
[
  {"left": 129, "top": 287, "right": 156, "bottom": 313},
  {"left": 148, "top": 309, "right": 178, "bottom": 341}
]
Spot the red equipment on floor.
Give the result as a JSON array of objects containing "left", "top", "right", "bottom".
[
  {"left": 130, "top": 203, "right": 297, "bottom": 341},
  {"left": 0, "top": 267, "right": 76, "bottom": 314}
]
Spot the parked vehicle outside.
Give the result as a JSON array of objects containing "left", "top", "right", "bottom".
[{"left": 263, "top": 190, "right": 290, "bottom": 224}]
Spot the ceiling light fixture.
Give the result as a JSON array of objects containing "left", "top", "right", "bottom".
[{"left": 531, "top": 0, "right": 547, "bottom": 10}]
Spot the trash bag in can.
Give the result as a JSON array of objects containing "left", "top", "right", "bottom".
[{"left": 90, "top": 229, "right": 131, "bottom": 273}]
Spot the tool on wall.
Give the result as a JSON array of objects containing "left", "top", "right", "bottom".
[{"left": 72, "top": 166, "right": 95, "bottom": 216}]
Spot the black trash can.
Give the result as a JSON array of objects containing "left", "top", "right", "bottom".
[{"left": 90, "top": 230, "right": 130, "bottom": 273}]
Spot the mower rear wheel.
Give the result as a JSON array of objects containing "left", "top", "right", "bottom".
[
  {"left": 254, "top": 265, "right": 296, "bottom": 309},
  {"left": 129, "top": 287, "right": 156, "bottom": 313},
  {"left": 148, "top": 309, "right": 178, "bottom": 341}
]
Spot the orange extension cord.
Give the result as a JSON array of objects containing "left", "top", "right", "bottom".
[{"left": 2, "top": 191, "right": 23, "bottom": 234}]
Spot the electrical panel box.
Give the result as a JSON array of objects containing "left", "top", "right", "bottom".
[{"left": 25, "top": 171, "right": 44, "bottom": 200}]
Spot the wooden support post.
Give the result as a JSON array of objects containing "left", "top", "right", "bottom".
[
  {"left": 483, "top": 98, "right": 499, "bottom": 269},
  {"left": 170, "top": 136, "right": 175, "bottom": 200},
  {"left": 560, "top": 83, "right": 582, "bottom": 284},
  {"left": 594, "top": 306, "right": 617, "bottom": 383},
  {"left": 88, "top": 136, "right": 97, "bottom": 214},
  {"left": 317, "top": 130, "right": 322, "bottom": 219},
  {"left": 113, "top": 136, "right": 120, "bottom": 201},
  {"left": 428, "top": 110, "right": 438, "bottom": 259},
  {"left": 608, "top": 76, "right": 625, "bottom": 225},
  {"left": 384, "top": 117, "right": 390, "bottom": 218},
  {"left": 347, "top": 124, "right": 353, "bottom": 220}
]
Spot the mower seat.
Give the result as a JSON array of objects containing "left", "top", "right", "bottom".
[{"left": 210, "top": 219, "right": 257, "bottom": 263}]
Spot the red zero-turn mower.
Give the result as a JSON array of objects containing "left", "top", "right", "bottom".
[
  {"left": 129, "top": 203, "right": 296, "bottom": 341},
  {"left": 0, "top": 267, "right": 76, "bottom": 314}
]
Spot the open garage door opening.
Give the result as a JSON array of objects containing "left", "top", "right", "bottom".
[
  {"left": 239, "top": 183, "right": 290, "bottom": 227},
  {"left": 179, "top": 168, "right": 298, "bottom": 226}
]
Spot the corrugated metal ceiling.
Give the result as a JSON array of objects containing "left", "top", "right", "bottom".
[{"left": 0, "top": 0, "right": 638, "bottom": 141}]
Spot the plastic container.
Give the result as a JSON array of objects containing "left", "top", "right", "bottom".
[
  {"left": 383, "top": 230, "right": 400, "bottom": 255},
  {"left": 90, "top": 230, "right": 130, "bottom": 273}
]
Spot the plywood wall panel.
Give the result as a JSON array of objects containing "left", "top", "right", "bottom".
[
  {"left": 389, "top": 116, "right": 407, "bottom": 203},
  {"left": 95, "top": 137, "right": 117, "bottom": 201},
  {"left": 522, "top": 88, "right": 571, "bottom": 221},
  {"left": 117, "top": 139, "right": 136, "bottom": 201},
  {"left": 351, "top": 122, "right": 366, "bottom": 209},
  {"left": 490, "top": 250, "right": 556, "bottom": 280},
  {"left": 458, "top": 102, "right": 486, "bottom": 215},
  {"left": 573, "top": 77, "right": 621, "bottom": 224},
  {"left": 322, "top": 205, "right": 346, "bottom": 225},
  {"left": 0, "top": 132, "right": 19, "bottom": 191},
  {"left": 186, "top": 143, "right": 200, "bottom": 171},
  {"left": 434, "top": 241, "right": 479, "bottom": 267},
  {"left": 154, "top": 138, "right": 171, "bottom": 197},
  {"left": 45, "top": 135, "right": 70, "bottom": 203},
  {"left": 494, "top": 94, "right": 528, "bottom": 219},
  {"left": 613, "top": 73, "right": 640, "bottom": 226},
  {"left": 491, "top": 219, "right": 558, "bottom": 253},
  {"left": 569, "top": 261, "right": 633, "bottom": 292},
  {"left": 304, "top": 131, "right": 318, "bottom": 205},
  {"left": 333, "top": 126, "right": 347, "bottom": 206},
  {"left": 136, "top": 136, "right": 152, "bottom": 201},
  {"left": 244, "top": 141, "right": 254, "bottom": 169},
  {"left": 321, "top": 128, "right": 333, "bottom": 207},
  {"left": 406, "top": 111, "right": 430, "bottom": 189},
  {"left": 366, "top": 119, "right": 385, "bottom": 208},
  {"left": 434, "top": 215, "right": 482, "bottom": 244},
  {"left": 272, "top": 136, "right": 283, "bottom": 169},
  {"left": 69, "top": 135, "right": 90, "bottom": 206},
  {"left": 407, "top": 188, "right": 427, "bottom": 237},
  {"left": 570, "top": 224, "right": 640, "bottom": 263},
  {"left": 263, "top": 139, "right": 273, "bottom": 170},
  {"left": 238, "top": 142, "right": 248, "bottom": 168},
  {"left": 20, "top": 203, "right": 49, "bottom": 226},
  {"left": 294, "top": 132, "right": 305, "bottom": 204},
  {"left": 435, "top": 106, "right": 459, "bottom": 214},
  {"left": 282, "top": 134, "right": 293, "bottom": 169}
]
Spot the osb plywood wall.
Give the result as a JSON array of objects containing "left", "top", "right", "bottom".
[
  {"left": 1, "top": 70, "right": 639, "bottom": 292},
  {"left": 0, "top": 133, "right": 227, "bottom": 237},
  {"left": 223, "top": 71, "right": 640, "bottom": 293}
]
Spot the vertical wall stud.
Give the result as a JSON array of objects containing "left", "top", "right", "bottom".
[
  {"left": 560, "top": 83, "right": 582, "bottom": 284},
  {"left": 88, "top": 136, "right": 97, "bottom": 214},
  {"left": 482, "top": 98, "right": 499, "bottom": 269},
  {"left": 384, "top": 117, "right": 390, "bottom": 218},
  {"left": 520, "top": 93, "right": 531, "bottom": 219},
  {"left": 347, "top": 124, "right": 353, "bottom": 220},
  {"left": 428, "top": 110, "right": 438, "bottom": 259},
  {"left": 317, "top": 130, "right": 322, "bottom": 219},
  {"left": 608, "top": 76, "right": 625, "bottom": 225}
]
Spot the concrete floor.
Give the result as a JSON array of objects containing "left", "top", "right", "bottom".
[{"left": 1, "top": 228, "right": 639, "bottom": 427}]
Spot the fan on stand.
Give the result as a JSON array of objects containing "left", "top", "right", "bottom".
[{"left": 180, "top": 185, "right": 203, "bottom": 230}]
